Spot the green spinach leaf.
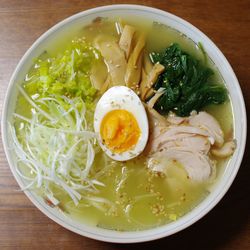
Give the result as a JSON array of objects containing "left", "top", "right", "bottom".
[{"left": 150, "top": 43, "right": 227, "bottom": 116}]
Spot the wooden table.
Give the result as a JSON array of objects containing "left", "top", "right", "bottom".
[{"left": 0, "top": 0, "right": 249, "bottom": 249}]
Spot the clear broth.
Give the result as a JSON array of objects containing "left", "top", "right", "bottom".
[{"left": 14, "top": 17, "right": 233, "bottom": 231}]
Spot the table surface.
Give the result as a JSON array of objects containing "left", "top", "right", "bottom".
[{"left": 0, "top": 0, "right": 249, "bottom": 249}]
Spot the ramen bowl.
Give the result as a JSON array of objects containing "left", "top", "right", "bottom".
[{"left": 1, "top": 4, "right": 246, "bottom": 243}]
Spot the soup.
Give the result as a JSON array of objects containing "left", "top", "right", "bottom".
[{"left": 11, "top": 17, "right": 235, "bottom": 231}]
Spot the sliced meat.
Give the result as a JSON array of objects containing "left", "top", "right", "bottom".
[
  {"left": 172, "top": 136, "right": 210, "bottom": 154},
  {"left": 143, "top": 106, "right": 170, "bottom": 155},
  {"left": 189, "top": 111, "right": 224, "bottom": 147},
  {"left": 145, "top": 105, "right": 169, "bottom": 128},
  {"left": 158, "top": 125, "right": 214, "bottom": 143},
  {"left": 147, "top": 154, "right": 173, "bottom": 174},
  {"left": 153, "top": 132, "right": 211, "bottom": 154},
  {"left": 145, "top": 107, "right": 214, "bottom": 155},
  {"left": 94, "top": 35, "right": 127, "bottom": 86},
  {"left": 119, "top": 25, "right": 136, "bottom": 59},
  {"left": 145, "top": 107, "right": 234, "bottom": 182},
  {"left": 167, "top": 113, "right": 187, "bottom": 125},
  {"left": 148, "top": 147, "right": 214, "bottom": 181},
  {"left": 211, "top": 140, "right": 236, "bottom": 158}
]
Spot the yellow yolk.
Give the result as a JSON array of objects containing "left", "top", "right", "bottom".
[{"left": 100, "top": 110, "right": 141, "bottom": 153}]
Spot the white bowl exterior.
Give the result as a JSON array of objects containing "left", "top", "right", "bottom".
[{"left": 1, "top": 4, "right": 247, "bottom": 243}]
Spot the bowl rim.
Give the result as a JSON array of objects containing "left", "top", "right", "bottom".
[{"left": 1, "top": 4, "right": 247, "bottom": 243}]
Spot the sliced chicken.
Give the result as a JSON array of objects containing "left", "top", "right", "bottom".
[
  {"left": 211, "top": 140, "right": 236, "bottom": 158},
  {"left": 154, "top": 125, "right": 215, "bottom": 145},
  {"left": 140, "top": 63, "right": 165, "bottom": 101},
  {"left": 145, "top": 106, "right": 213, "bottom": 154},
  {"left": 167, "top": 113, "right": 186, "bottom": 125},
  {"left": 152, "top": 131, "right": 211, "bottom": 154},
  {"left": 148, "top": 148, "right": 214, "bottom": 181},
  {"left": 145, "top": 108, "right": 235, "bottom": 182},
  {"left": 119, "top": 25, "right": 136, "bottom": 59},
  {"left": 189, "top": 111, "right": 224, "bottom": 147},
  {"left": 170, "top": 136, "right": 210, "bottom": 154},
  {"left": 145, "top": 105, "right": 169, "bottom": 128},
  {"left": 94, "top": 35, "right": 127, "bottom": 86},
  {"left": 147, "top": 135, "right": 210, "bottom": 157},
  {"left": 143, "top": 106, "right": 170, "bottom": 155},
  {"left": 147, "top": 153, "right": 174, "bottom": 174},
  {"left": 125, "top": 33, "right": 145, "bottom": 89},
  {"left": 162, "top": 125, "right": 212, "bottom": 138}
]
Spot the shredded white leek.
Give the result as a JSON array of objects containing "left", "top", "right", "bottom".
[{"left": 10, "top": 87, "right": 103, "bottom": 205}]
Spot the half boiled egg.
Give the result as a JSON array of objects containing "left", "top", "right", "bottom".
[{"left": 94, "top": 86, "right": 149, "bottom": 161}]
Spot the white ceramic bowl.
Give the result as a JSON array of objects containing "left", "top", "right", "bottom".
[{"left": 1, "top": 4, "right": 247, "bottom": 243}]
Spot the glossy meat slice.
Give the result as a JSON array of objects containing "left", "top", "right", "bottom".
[
  {"left": 145, "top": 106, "right": 236, "bottom": 181},
  {"left": 148, "top": 125, "right": 214, "bottom": 154},
  {"left": 189, "top": 111, "right": 224, "bottom": 147},
  {"left": 211, "top": 140, "right": 236, "bottom": 158},
  {"left": 174, "top": 136, "right": 210, "bottom": 154},
  {"left": 143, "top": 106, "right": 169, "bottom": 154},
  {"left": 166, "top": 113, "right": 186, "bottom": 125},
  {"left": 148, "top": 147, "right": 214, "bottom": 181}
]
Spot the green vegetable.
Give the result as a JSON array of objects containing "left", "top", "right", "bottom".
[
  {"left": 150, "top": 43, "right": 227, "bottom": 116},
  {"left": 12, "top": 40, "right": 105, "bottom": 205},
  {"left": 12, "top": 86, "right": 101, "bottom": 205},
  {"left": 24, "top": 39, "right": 100, "bottom": 110}
]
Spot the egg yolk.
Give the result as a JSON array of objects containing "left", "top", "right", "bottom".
[{"left": 100, "top": 110, "right": 141, "bottom": 153}]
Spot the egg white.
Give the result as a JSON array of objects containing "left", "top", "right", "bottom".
[{"left": 94, "top": 86, "right": 149, "bottom": 161}]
